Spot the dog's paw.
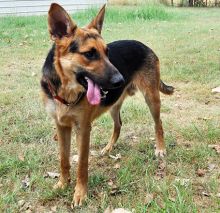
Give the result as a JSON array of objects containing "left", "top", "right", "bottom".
[
  {"left": 53, "top": 180, "right": 69, "bottom": 189},
  {"left": 101, "top": 144, "right": 113, "bottom": 156},
  {"left": 53, "top": 181, "right": 65, "bottom": 189},
  {"left": 155, "top": 149, "right": 166, "bottom": 158},
  {"left": 73, "top": 184, "right": 87, "bottom": 207}
]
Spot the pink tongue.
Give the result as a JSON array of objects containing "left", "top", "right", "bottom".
[{"left": 86, "top": 78, "right": 101, "bottom": 105}]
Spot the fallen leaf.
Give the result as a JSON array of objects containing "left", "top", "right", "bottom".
[
  {"left": 70, "top": 202, "right": 74, "bottom": 210},
  {"left": 156, "top": 197, "right": 165, "bottom": 209},
  {"left": 107, "top": 179, "right": 114, "bottom": 187},
  {"left": 212, "top": 86, "right": 220, "bottom": 93},
  {"left": 19, "top": 202, "right": 32, "bottom": 212},
  {"left": 112, "top": 208, "right": 132, "bottom": 213},
  {"left": 18, "top": 153, "right": 25, "bottom": 161},
  {"left": 169, "top": 141, "right": 177, "bottom": 148},
  {"left": 158, "top": 161, "right": 166, "bottom": 170},
  {"left": 198, "top": 117, "right": 211, "bottom": 121},
  {"left": 44, "top": 172, "right": 60, "bottom": 179},
  {"left": 90, "top": 150, "right": 99, "bottom": 157},
  {"left": 149, "top": 137, "right": 155, "bottom": 141},
  {"left": 155, "top": 159, "right": 166, "bottom": 180},
  {"left": 144, "top": 193, "right": 154, "bottom": 205},
  {"left": 18, "top": 200, "right": 25, "bottom": 207},
  {"left": 182, "top": 142, "right": 191, "bottom": 148},
  {"left": 113, "top": 163, "right": 121, "bottom": 169},
  {"left": 110, "top": 185, "right": 121, "bottom": 196},
  {"left": 31, "top": 72, "right": 36, "bottom": 77},
  {"left": 174, "top": 103, "right": 182, "bottom": 109},
  {"left": 109, "top": 153, "right": 121, "bottom": 160},
  {"left": 115, "top": 153, "right": 121, "bottom": 159},
  {"left": 196, "top": 169, "right": 206, "bottom": 177},
  {"left": 208, "top": 163, "right": 216, "bottom": 171},
  {"left": 202, "top": 191, "right": 211, "bottom": 197},
  {"left": 208, "top": 144, "right": 220, "bottom": 154},
  {"left": 175, "top": 178, "right": 190, "bottom": 186},
  {"left": 21, "top": 175, "right": 30, "bottom": 189},
  {"left": 51, "top": 206, "right": 57, "bottom": 212},
  {"left": 169, "top": 196, "right": 176, "bottom": 202},
  {"left": 131, "top": 135, "right": 138, "bottom": 142},
  {"left": 216, "top": 193, "right": 220, "bottom": 198},
  {"left": 71, "top": 155, "right": 79, "bottom": 163}
]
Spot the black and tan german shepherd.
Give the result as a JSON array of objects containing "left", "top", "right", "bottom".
[{"left": 40, "top": 3, "right": 174, "bottom": 206}]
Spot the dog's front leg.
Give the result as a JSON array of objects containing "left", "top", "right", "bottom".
[
  {"left": 54, "top": 123, "right": 72, "bottom": 189},
  {"left": 73, "top": 122, "right": 91, "bottom": 206}
]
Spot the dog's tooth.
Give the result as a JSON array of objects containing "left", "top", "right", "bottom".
[
  {"left": 101, "top": 94, "right": 106, "bottom": 99},
  {"left": 103, "top": 90, "right": 108, "bottom": 95}
]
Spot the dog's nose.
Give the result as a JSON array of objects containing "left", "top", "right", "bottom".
[{"left": 110, "top": 73, "right": 125, "bottom": 88}]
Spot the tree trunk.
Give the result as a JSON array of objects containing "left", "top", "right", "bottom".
[
  {"left": 171, "top": 0, "right": 174, "bottom": 6},
  {"left": 189, "top": 0, "right": 194, "bottom": 6}
]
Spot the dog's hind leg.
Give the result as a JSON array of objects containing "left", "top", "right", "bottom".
[
  {"left": 54, "top": 123, "right": 72, "bottom": 189},
  {"left": 144, "top": 88, "right": 166, "bottom": 157},
  {"left": 101, "top": 102, "right": 122, "bottom": 155},
  {"left": 101, "top": 91, "right": 128, "bottom": 155},
  {"left": 135, "top": 67, "right": 166, "bottom": 157}
]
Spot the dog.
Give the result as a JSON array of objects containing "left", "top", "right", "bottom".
[{"left": 40, "top": 3, "right": 174, "bottom": 206}]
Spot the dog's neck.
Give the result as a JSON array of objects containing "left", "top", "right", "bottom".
[{"left": 45, "top": 76, "right": 85, "bottom": 107}]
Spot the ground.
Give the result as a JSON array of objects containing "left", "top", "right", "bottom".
[{"left": 0, "top": 4, "right": 219, "bottom": 213}]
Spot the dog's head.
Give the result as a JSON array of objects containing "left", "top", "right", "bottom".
[{"left": 48, "top": 3, "right": 124, "bottom": 105}]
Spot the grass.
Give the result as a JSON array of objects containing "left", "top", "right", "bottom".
[{"left": 0, "top": 3, "right": 220, "bottom": 213}]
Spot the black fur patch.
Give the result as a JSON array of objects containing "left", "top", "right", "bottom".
[
  {"left": 41, "top": 44, "right": 61, "bottom": 99},
  {"left": 100, "top": 40, "right": 152, "bottom": 106},
  {"left": 69, "top": 40, "right": 79, "bottom": 53}
]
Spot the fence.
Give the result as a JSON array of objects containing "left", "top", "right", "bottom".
[
  {"left": 0, "top": 0, "right": 107, "bottom": 16},
  {"left": 168, "top": 0, "right": 220, "bottom": 6}
]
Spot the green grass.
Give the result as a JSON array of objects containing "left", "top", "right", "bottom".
[{"left": 0, "top": 4, "right": 220, "bottom": 213}]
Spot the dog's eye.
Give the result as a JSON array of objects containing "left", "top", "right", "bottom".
[{"left": 83, "top": 48, "right": 99, "bottom": 60}]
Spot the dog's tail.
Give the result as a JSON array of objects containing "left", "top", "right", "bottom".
[{"left": 160, "top": 80, "right": 174, "bottom": 95}]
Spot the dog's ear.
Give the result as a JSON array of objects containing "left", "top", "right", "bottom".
[
  {"left": 48, "top": 3, "right": 77, "bottom": 40},
  {"left": 87, "top": 4, "right": 106, "bottom": 34}
]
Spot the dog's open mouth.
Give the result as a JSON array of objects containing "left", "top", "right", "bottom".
[
  {"left": 76, "top": 69, "right": 123, "bottom": 106},
  {"left": 82, "top": 77, "right": 108, "bottom": 105}
]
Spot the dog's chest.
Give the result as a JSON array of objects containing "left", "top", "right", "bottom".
[{"left": 45, "top": 99, "right": 80, "bottom": 125}]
